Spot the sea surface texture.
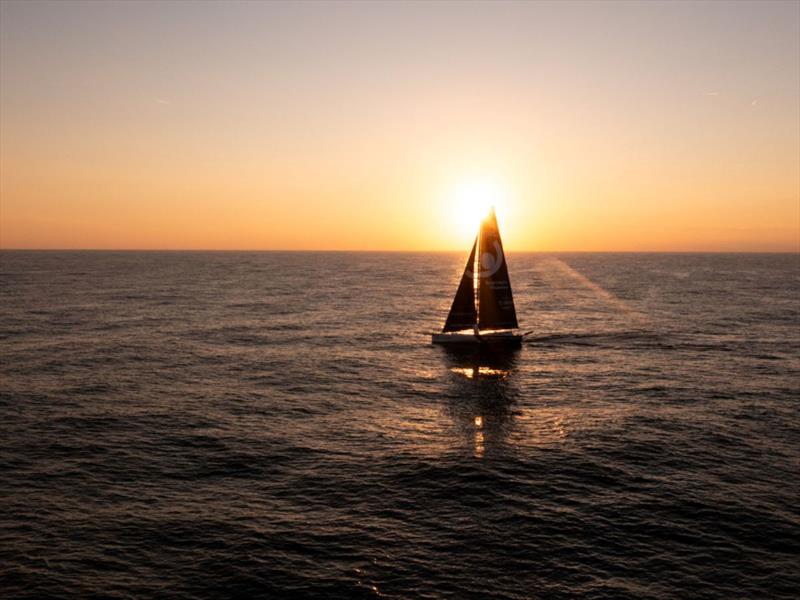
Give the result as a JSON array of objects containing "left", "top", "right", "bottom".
[{"left": 1, "top": 251, "right": 799, "bottom": 599}]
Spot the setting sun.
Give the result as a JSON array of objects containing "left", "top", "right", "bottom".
[{"left": 448, "top": 177, "right": 510, "bottom": 239}]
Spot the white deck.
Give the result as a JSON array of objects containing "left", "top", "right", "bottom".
[{"left": 431, "top": 330, "right": 522, "bottom": 345}]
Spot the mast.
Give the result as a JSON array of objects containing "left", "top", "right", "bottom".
[{"left": 475, "top": 213, "right": 483, "bottom": 327}]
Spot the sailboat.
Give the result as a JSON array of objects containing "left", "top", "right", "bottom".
[{"left": 432, "top": 207, "right": 522, "bottom": 346}]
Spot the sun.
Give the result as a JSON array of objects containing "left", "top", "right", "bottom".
[{"left": 449, "top": 176, "right": 509, "bottom": 237}]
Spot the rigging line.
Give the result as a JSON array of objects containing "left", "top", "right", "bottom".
[{"left": 474, "top": 220, "right": 481, "bottom": 326}]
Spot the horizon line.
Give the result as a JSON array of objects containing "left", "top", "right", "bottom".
[{"left": 1, "top": 248, "right": 798, "bottom": 254}]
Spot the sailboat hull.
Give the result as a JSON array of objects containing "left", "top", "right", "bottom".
[{"left": 431, "top": 331, "right": 522, "bottom": 347}]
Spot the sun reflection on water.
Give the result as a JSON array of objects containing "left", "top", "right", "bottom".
[
  {"left": 438, "top": 347, "right": 522, "bottom": 458},
  {"left": 473, "top": 417, "right": 485, "bottom": 459},
  {"left": 450, "top": 366, "right": 510, "bottom": 380},
  {"left": 389, "top": 347, "right": 632, "bottom": 459}
]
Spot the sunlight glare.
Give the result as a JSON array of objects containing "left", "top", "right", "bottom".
[{"left": 449, "top": 177, "right": 509, "bottom": 237}]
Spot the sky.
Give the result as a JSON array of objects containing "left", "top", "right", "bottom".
[{"left": 1, "top": 0, "right": 798, "bottom": 251}]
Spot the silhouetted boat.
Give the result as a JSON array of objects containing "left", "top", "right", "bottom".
[{"left": 432, "top": 207, "right": 522, "bottom": 347}]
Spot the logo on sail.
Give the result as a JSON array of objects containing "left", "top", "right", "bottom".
[{"left": 466, "top": 241, "right": 504, "bottom": 279}]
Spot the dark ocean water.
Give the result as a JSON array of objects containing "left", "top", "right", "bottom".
[{"left": 1, "top": 251, "right": 799, "bottom": 599}]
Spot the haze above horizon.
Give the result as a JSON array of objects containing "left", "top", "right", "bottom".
[{"left": 1, "top": 0, "right": 798, "bottom": 252}]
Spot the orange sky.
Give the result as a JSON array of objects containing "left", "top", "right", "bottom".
[{"left": 1, "top": 1, "right": 798, "bottom": 251}]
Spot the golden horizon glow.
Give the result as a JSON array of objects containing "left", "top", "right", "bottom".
[{"left": 1, "top": 2, "right": 798, "bottom": 252}]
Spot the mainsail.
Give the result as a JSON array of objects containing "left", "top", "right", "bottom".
[
  {"left": 477, "top": 208, "right": 518, "bottom": 330},
  {"left": 442, "top": 237, "right": 478, "bottom": 332}
]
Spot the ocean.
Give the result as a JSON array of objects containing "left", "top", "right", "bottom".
[{"left": 1, "top": 251, "right": 798, "bottom": 599}]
